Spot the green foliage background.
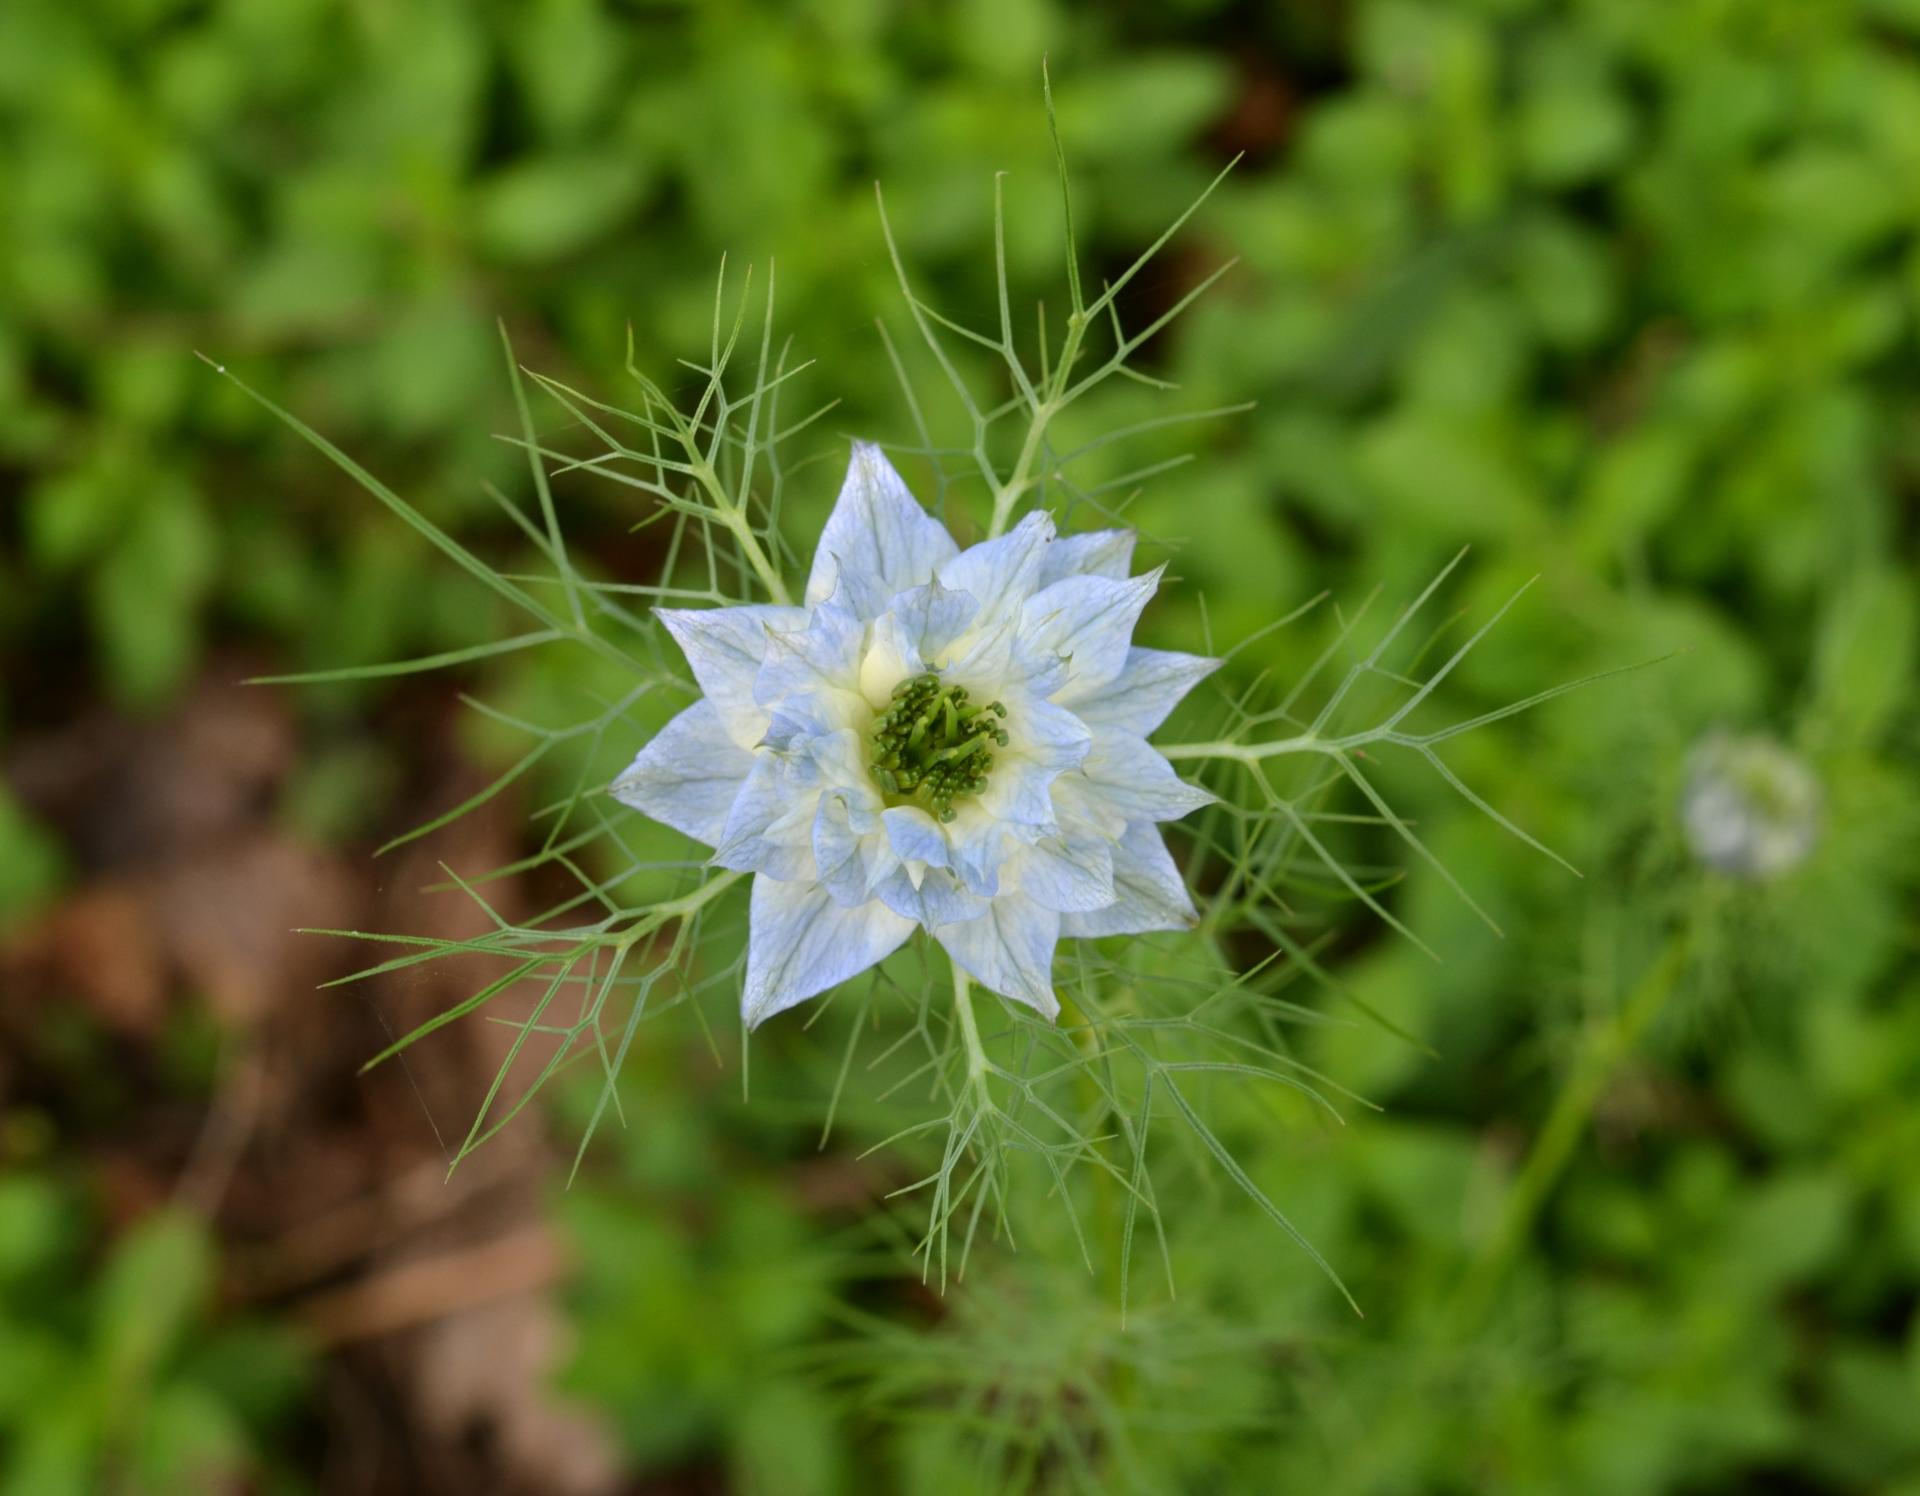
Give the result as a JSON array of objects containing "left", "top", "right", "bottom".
[{"left": 4, "top": 0, "right": 1919, "bottom": 1492}]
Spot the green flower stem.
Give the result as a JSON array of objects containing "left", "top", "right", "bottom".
[
  {"left": 951, "top": 957, "right": 989, "bottom": 1088},
  {"left": 986, "top": 310, "right": 1088, "bottom": 540},
  {"left": 989, "top": 392, "right": 1067, "bottom": 539},
  {"left": 701, "top": 480, "right": 791, "bottom": 605},
  {"left": 1159, "top": 735, "right": 1326, "bottom": 764},
  {"left": 615, "top": 867, "right": 746, "bottom": 951},
  {"left": 729, "top": 515, "right": 792, "bottom": 606},
  {"left": 1454, "top": 925, "right": 1692, "bottom": 1322}
]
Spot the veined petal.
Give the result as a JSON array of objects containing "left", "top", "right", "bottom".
[
  {"left": 609, "top": 699, "right": 753, "bottom": 847},
  {"left": 1050, "top": 773, "right": 1127, "bottom": 844},
  {"left": 1013, "top": 835, "right": 1116, "bottom": 914},
  {"left": 975, "top": 759, "right": 1061, "bottom": 832},
  {"left": 1038, "top": 529, "right": 1135, "bottom": 587},
  {"left": 712, "top": 751, "right": 820, "bottom": 880},
  {"left": 1004, "top": 694, "right": 1093, "bottom": 773},
  {"left": 1062, "top": 821, "right": 1198, "bottom": 937},
  {"left": 1075, "top": 732, "right": 1218, "bottom": 823},
  {"left": 814, "top": 791, "right": 899, "bottom": 907},
  {"left": 946, "top": 804, "right": 1009, "bottom": 896},
  {"left": 805, "top": 442, "right": 957, "bottom": 617},
  {"left": 860, "top": 579, "right": 979, "bottom": 705},
  {"left": 742, "top": 875, "right": 916, "bottom": 1027},
  {"left": 936, "top": 899, "right": 1061, "bottom": 1019},
  {"left": 1018, "top": 567, "right": 1164, "bottom": 697},
  {"left": 755, "top": 600, "right": 867, "bottom": 712},
  {"left": 657, "top": 604, "right": 808, "bottom": 746},
  {"left": 875, "top": 865, "right": 988, "bottom": 927},
  {"left": 972, "top": 696, "right": 1091, "bottom": 829},
  {"left": 936, "top": 512, "right": 1055, "bottom": 627},
  {"left": 807, "top": 728, "right": 877, "bottom": 799},
  {"left": 882, "top": 804, "right": 953, "bottom": 869},
  {"left": 1061, "top": 647, "right": 1221, "bottom": 737}
]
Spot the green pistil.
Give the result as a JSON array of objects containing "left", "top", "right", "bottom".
[{"left": 869, "top": 672, "right": 1010, "bottom": 822}]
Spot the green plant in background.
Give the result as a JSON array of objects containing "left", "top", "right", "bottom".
[
  {"left": 8, "top": 0, "right": 1920, "bottom": 1491},
  {"left": 0, "top": 1182, "right": 308, "bottom": 1496}
]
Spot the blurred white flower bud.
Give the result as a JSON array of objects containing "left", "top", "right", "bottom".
[{"left": 1680, "top": 732, "right": 1821, "bottom": 880}]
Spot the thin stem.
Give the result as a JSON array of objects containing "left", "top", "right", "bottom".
[
  {"left": 1454, "top": 926, "right": 1692, "bottom": 1321},
  {"left": 721, "top": 507, "right": 792, "bottom": 605},
  {"left": 952, "top": 957, "right": 988, "bottom": 1085},
  {"left": 685, "top": 457, "right": 790, "bottom": 605},
  {"left": 985, "top": 312, "right": 1087, "bottom": 539},
  {"left": 1159, "top": 735, "right": 1325, "bottom": 763},
  {"left": 615, "top": 868, "right": 746, "bottom": 952}
]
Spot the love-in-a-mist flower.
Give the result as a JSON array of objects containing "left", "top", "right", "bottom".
[
  {"left": 613, "top": 442, "right": 1219, "bottom": 1026},
  {"left": 1681, "top": 731, "right": 1821, "bottom": 880}
]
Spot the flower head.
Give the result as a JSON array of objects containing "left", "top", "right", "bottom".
[
  {"left": 1680, "top": 731, "right": 1821, "bottom": 881},
  {"left": 614, "top": 442, "right": 1219, "bottom": 1026}
]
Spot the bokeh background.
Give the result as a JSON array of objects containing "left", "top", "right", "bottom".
[{"left": 4, "top": 1, "right": 1919, "bottom": 1492}]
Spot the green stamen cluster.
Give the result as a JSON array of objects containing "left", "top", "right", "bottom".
[{"left": 870, "top": 672, "right": 1010, "bottom": 822}]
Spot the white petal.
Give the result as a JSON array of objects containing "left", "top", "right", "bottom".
[
  {"left": 814, "top": 791, "right": 899, "bottom": 908},
  {"left": 609, "top": 700, "right": 754, "bottom": 847},
  {"left": 974, "top": 763, "right": 1057, "bottom": 830},
  {"left": 940, "top": 804, "right": 1010, "bottom": 896},
  {"left": 972, "top": 696, "right": 1091, "bottom": 830},
  {"left": 1062, "top": 822, "right": 1199, "bottom": 938},
  {"left": 657, "top": 604, "right": 807, "bottom": 746},
  {"left": 936, "top": 899, "right": 1061, "bottom": 1019},
  {"left": 1013, "top": 835, "right": 1116, "bottom": 914},
  {"left": 1018, "top": 567, "right": 1164, "bottom": 696},
  {"left": 754, "top": 601, "right": 866, "bottom": 715},
  {"left": 1038, "top": 529, "right": 1135, "bottom": 587},
  {"left": 1004, "top": 694, "right": 1092, "bottom": 773},
  {"left": 1050, "top": 773, "right": 1127, "bottom": 843},
  {"left": 743, "top": 875, "right": 916, "bottom": 1027},
  {"left": 805, "top": 442, "right": 958, "bottom": 617},
  {"left": 712, "top": 751, "right": 821, "bottom": 880},
  {"left": 806, "top": 728, "right": 875, "bottom": 794},
  {"left": 860, "top": 579, "right": 979, "bottom": 705},
  {"left": 874, "top": 865, "right": 988, "bottom": 927},
  {"left": 1075, "top": 732, "right": 1218, "bottom": 823},
  {"left": 882, "top": 804, "right": 953, "bottom": 869},
  {"left": 936, "top": 512, "right": 1055, "bottom": 626},
  {"left": 1061, "top": 647, "right": 1221, "bottom": 737}
]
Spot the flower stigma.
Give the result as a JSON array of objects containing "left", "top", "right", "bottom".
[{"left": 868, "top": 672, "right": 1010, "bottom": 822}]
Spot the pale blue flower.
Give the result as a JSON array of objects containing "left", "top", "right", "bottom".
[
  {"left": 1681, "top": 731, "right": 1821, "bottom": 880},
  {"left": 614, "top": 442, "right": 1219, "bottom": 1027}
]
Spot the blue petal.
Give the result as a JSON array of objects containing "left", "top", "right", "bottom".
[
  {"left": 1076, "top": 731, "right": 1218, "bottom": 823},
  {"left": 1015, "top": 835, "right": 1117, "bottom": 914},
  {"left": 1061, "top": 647, "right": 1221, "bottom": 737},
  {"left": 754, "top": 600, "right": 866, "bottom": 714},
  {"left": 1018, "top": 567, "right": 1164, "bottom": 696},
  {"left": 814, "top": 790, "right": 897, "bottom": 908},
  {"left": 1062, "top": 822, "right": 1198, "bottom": 937},
  {"left": 972, "top": 696, "right": 1090, "bottom": 830},
  {"left": 742, "top": 875, "right": 917, "bottom": 1027},
  {"left": 1038, "top": 529, "right": 1135, "bottom": 587},
  {"left": 936, "top": 899, "right": 1062, "bottom": 1019},
  {"left": 861, "top": 579, "right": 980, "bottom": 702},
  {"left": 936, "top": 512, "right": 1055, "bottom": 626},
  {"left": 712, "top": 751, "right": 821, "bottom": 880},
  {"left": 657, "top": 603, "right": 808, "bottom": 746},
  {"left": 609, "top": 700, "right": 754, "bottom": 847},
  {"left": 805, "top": 442, "right": 958, "bottom": 618},
  {"left": 882, "top": 805, "right": 952, "bottom": 869},
  {"left": 874, "top": 866, "right": 988, "bottom": 927}
]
